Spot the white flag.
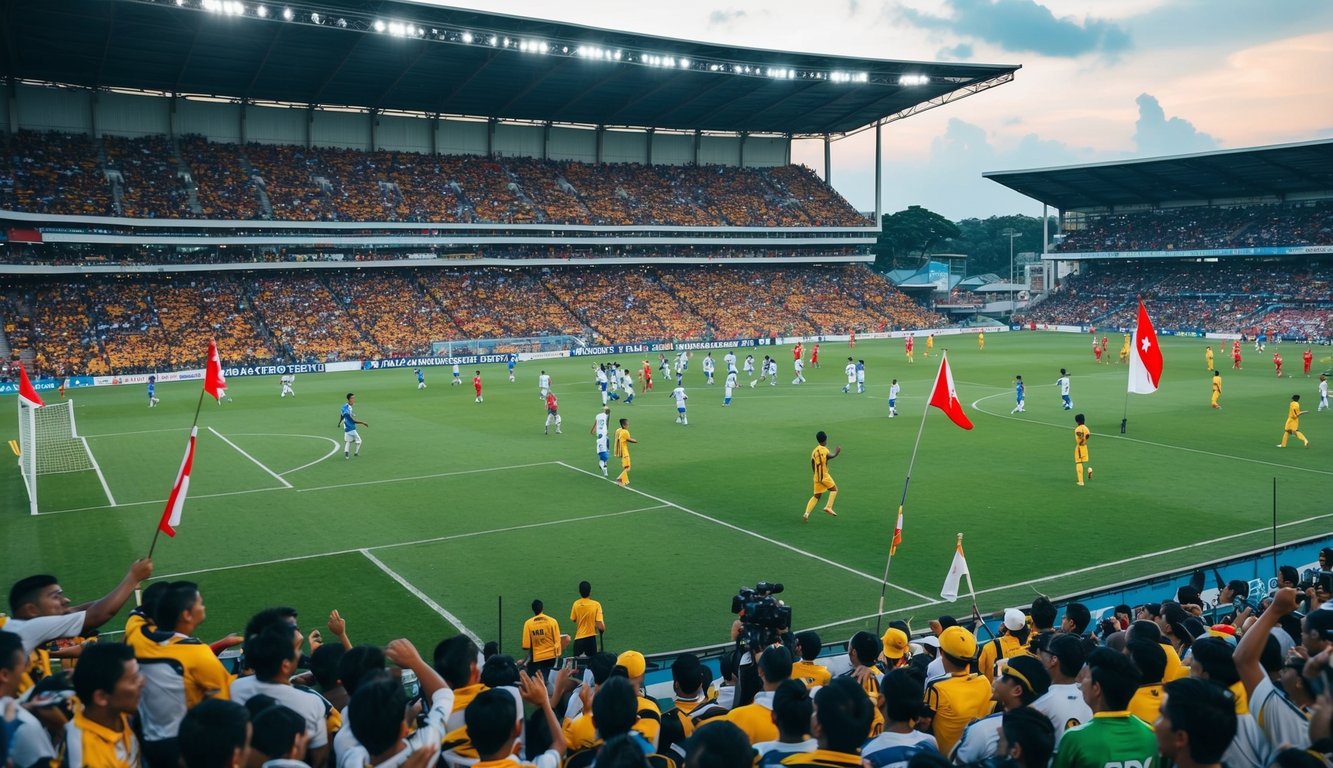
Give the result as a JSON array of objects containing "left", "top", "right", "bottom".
[{"left": 940, "top": 539, "right": 970, "bottom": 601}]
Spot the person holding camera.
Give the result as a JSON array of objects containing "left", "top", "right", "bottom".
[{"left": 723, "top": 645, "right": 792, "bottom": 745}]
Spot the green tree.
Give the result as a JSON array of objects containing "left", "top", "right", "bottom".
[
  {"left": 873, "top": 206, "right": 960, "bottom": 271},
  {"left": 949, "top": 214, "right": 1057, "bottom": 277}
]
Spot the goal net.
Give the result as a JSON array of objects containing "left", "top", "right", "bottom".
[{"left": 17, "top": 399, "right": 109, "bottom": 515}]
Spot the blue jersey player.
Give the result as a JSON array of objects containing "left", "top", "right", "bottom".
[
  {"left": 339, "top": 393, "right": 368, "bottom": 458},
  {"left": 508, "top": 353, "right": 517, "bottom": 382},
  {"left": 147, "top": 376, "right": 159, "bottom": 407},
  {"left": 1011, "top": 375, "right": 1025, "bottom": 414},
  {"left": 416, "top": 368, "right": 426, "bottom": 390}
]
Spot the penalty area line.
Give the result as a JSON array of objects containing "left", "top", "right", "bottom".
[
  {"left": 360, "top": 549, "right": 482, "bottom": 644},
  {"left": 151, "top": 505, "right": 668, "bottom": 581},
  {"left": 553, "top": 461, "right": 933, "bottom": 602}
]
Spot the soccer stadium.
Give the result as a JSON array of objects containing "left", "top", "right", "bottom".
[{"left": 1, "top": 1, "right": 1331, "bottom": 766}]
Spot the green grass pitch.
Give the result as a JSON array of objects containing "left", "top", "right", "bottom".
[{"left": 2, "top": 332, "right": 1328, "bottom": 656}]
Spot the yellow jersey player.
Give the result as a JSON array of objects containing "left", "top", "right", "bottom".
[
  {"left": 977, "top": 331, "right": 985, "bottom": 351},
  {"left": 926, "top": 333, "right": 934, "bottom": 358},
  {"left": 1277, "top": 394, "right": 1309, "bottom": 448},
  {"left": 1205, "top": 346, "right": 1214, "bottom": 371},
  {"left": 1074, "top": 413, "right": 1092, "bottom": 486},
  {"left": 804, "top": 431, "right": 842, "bottom": 522},
  {"left": 1211, "top": 371, "right": 1222, "bottom": 409},
  {"left": 613, "top": 418, "right": 637, "bottom": 486},
  {"left": 1119, "top": 334, "right": 1131, "bottom": 364}
]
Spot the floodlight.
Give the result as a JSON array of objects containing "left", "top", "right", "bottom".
[
  {"left": 679, "top": 58, "right": 689, "bottom": 68},
  {"left": 256, "top": 4, "right": 268, "bottom": 17},
  {"left": 281, "top": 6, "right": 293, "bottom": 20},
  {"left": 335, "top": 17, "right": 347, "bottom": 28},
  {"left": 309, "top": 11, "right": 320, "bottom": 23},
  {"left": 461, "top": 31, "right": 473, "bottom": 43},
  {"left": 373, "top": 19, "right": 385, "bottom": 31}
]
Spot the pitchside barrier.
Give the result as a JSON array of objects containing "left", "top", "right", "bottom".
[
  {"left": 1, "top": 326, "right": 1003, "bottom": 391},
  {"left": 638, "top": 532, "right": 1332, "bottom": 700}
]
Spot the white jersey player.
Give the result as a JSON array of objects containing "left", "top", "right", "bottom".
[
  {"left": 888, "top": 380, "right": 900, "bottom": 417},
  {"left": 451, "top": 363, "right": 462, "bottom": 385},
  {"left": 1319, "top": 374, "right": 1328, "bottom": 411},
  {"left": 855, "top": 360, "right": 866, "bottom": 393},
  {"left": 791, "top": 358, "right": 805, "bottom": 385},
  {"left": 702, "top": 353, "right": 715, "bottom": 384},
  {"left": 592, "top": 407, "right": 610, "bottom": 439},
  {"left": 280, "top": 374, "right": 295, "bottom": 397},
  {"left": 670, "top": 385, "right": 689, "bottom": 425},
  {"left": 724, "top": 351, "right": 737, "bottom": 374},
  {"left": 538, "top": 371, "right": 551, "bottom": 399},
  {"left": 743, "top": 355, "right": 755, "bottom": 377},
  {"left": 843, "top": 358, "right": 856, "bottom": 394},
  {"left": 620, "top": 370, "right": 636, "bottom": 404},
  {"left": 724, "top": 371, "right": 737, "bottom": 406},
  {"left": 765, "top": 357, "right": 778, "bottom": 386}
]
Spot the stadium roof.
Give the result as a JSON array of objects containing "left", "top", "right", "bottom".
[
  {"left": 984, "top": 140, "right": 1333, "bottom": 211},
  {"left": 1, "top": 0, "right": 1020, "bottom": 136}
]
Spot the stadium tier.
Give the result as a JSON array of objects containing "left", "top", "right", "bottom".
[
  {"left": 2, "top": 131, "right": 867, "bottom": 227},
  {"left": 1054, "top": 201, "right": 1333, "bottom": 254},
  {"left": 0, "top": 266, "right": 944, "bottom": 376}
]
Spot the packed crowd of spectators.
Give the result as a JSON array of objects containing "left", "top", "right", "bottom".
[
  {"left": 102, "top": 135, "right": 192, "bottom": 219},
  {"left": 1, "top": 131, "right": 866, "bottom": 227},
  {"left": 2, "top": 131, "right": 115, "bottom": 216},
  {"left": 1019, "top": 261, "right": 1332, "bottom": 339},
  {"left": 1, "top": 265, "right": 939, "bottom": 375},
  {"left": 3, "top": 549, "right": 1330, "bottom": 768},
  {"left": 1056, "top": 202, "right": 1333, "bottom": 253}
]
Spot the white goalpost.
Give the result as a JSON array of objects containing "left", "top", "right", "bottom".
[{"left": 16, "top": 399, "right": 116, "bottom": 514}]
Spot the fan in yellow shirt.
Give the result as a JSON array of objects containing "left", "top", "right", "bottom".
[{"left": 569, "top": 581, "right": 605, "bottom": 658}]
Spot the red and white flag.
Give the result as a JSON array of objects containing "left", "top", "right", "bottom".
[
  {"left": 928, "top": 352, "right": 974, "bottom": 430},
  {"left": 204, "top": 339, "right": 227, "bottom": 401},
  {"left": 17, "top": 363, "right": 44, "bottom": 408},
  {"left": 940, "top": 537, "right": 970, "bottom": 601},
  {"left": 158, "top": 427, "right": 197, "bottom": 538},
  {"left": 890, "top": 507, "right": 904, "bottom": 556},
  {"left": 1128, "top": 299, "right": 1164, "bottom": 394}
]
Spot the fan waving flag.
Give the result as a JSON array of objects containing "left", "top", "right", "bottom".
[
  {"left": 940, "top": 537, "right": 970, "bottom": 601},
  {"left": 928, "top": 352, "right": 974, "bottom": 430},
  {"left": 158, "top": 427, "right": 198, "bottom": 538},
  {"left": 17, "top": 363, "right": 44, "bottom": 408},
  {"left": 204, "top": 339, "right": 227, "bottom": 401},
  {"left": 1128, "top": 299, "right": 1164, "bottom": 394}
]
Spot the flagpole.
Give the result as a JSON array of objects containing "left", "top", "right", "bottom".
[
  {"left": 962, "top": 535, "right": 995, "bottom": 641},
  {"left": 148, "top": 385, "right": 208, "bottom": 559},
  {"left": 875, "top": 356, "right": 943, "bottom": 633}
]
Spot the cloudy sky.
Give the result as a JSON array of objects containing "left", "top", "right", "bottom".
[{"left": 434, "top": 0, "right": 1333, "bottom": 220}]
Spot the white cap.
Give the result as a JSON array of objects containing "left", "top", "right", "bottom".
[{"left": 1003, "top": 608, "right": 1026, "bottom": 632}]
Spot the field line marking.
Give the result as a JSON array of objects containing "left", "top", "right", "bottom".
[
  {"left": 36, "top": 485, "right": 289, "bottom": 516},
  {"left": 969, "top": 391, "right": 1333, "bottom": 477},
  {"left": 80, "top": 433, "right": 118, "bottom": 508},
  {"left": 360, "top": 550, "right": 482, "bottom": 644},
  {"left": 83, "top": 427, "right": 191, "bottom": 439},
  {"left": 295, "top": 461, "right": 559, "bottom": 492},
  {"left": 39, "top": 461, "right": 561, "bottom": 515},
  {"left": 218, "top": 433, "right": 344, "bottom": 477},
  {"left": 206, "top": 427, "right": 293, "bottom": 488},
  {"left": 553, "top": 461, "right": 932, "bottom": 602},
  {"left": 151, "top": 506, "right": 667, "bottom": 581},
  {"left": 790, "top": 510, "right": 1333, "bottom": 636}
]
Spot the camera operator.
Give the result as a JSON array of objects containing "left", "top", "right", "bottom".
[
  {"left": 1295, "top": 549, "right": 1333, "bottom": 612},
  {"left": 729, "top": 583, "right": 796, "bottom": 709}
]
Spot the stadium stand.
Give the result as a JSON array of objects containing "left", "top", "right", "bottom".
[
  {"left": 1055, "top": 202, "right": 1333, "bottom": 253},
  {"left": 2, "top": 265, "right": 943, "bottom": 375},
  {"left": 1018, "top": 261, "right": 1332, "bottom": 339},
  {"left": 0, "top": 134, "right": 867, "bottom": 227}
]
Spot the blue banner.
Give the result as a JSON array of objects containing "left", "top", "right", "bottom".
[
  {"left": 0, "top": 376, "right": 94, "bottom": 396},
  {"left": 571, "top": 338, "right": 768, "bottom": 357},
  {"left": 365, "top": 355, "right": 513, "bottom": 369}
]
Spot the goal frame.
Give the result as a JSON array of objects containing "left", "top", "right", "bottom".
[{"left": 17, "top": 398, "right": 115, "bottom": 515}]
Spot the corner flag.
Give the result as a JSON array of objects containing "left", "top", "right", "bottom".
[{"left": 1128, "top": 299, "right": 1164, "bottom": 394}]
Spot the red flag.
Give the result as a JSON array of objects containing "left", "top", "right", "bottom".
[
  {"left": 928, "top": 352, "right": 973, "bottom": 430},
  {"left": 204, "top": 340, "right": 227, "bottom": 401},
  {"left": 158, "top": 426, "right": 197, "bottom": 538},
  {"left": 1128, "top": 299, "right": 1164, "bottom": 394},
  {"left": 890, "top": 506, "right": 904, "bottom": 556},
  {"left": 17, "top": 363, "right": 44, "bottom": 408}
]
